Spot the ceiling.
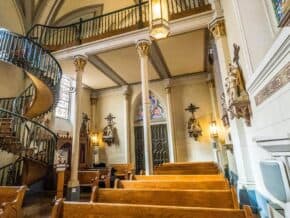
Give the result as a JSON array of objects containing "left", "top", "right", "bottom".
[{"left": 59, "top": 28, "right": 208, "bottom": 90}]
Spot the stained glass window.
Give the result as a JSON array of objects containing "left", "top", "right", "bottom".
[
  {"left": 55, "top": 75, "right": 73, "bottom": 119},
  {"left": 135, "top": 91, "right": 166, "bottom": 123},
  {"left": 272, "top": 0, "right": 284, "bottom": 22}
]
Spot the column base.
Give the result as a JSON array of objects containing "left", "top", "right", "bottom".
[{"left": 66, "top": 186, "right": 80, "bottom": 201}]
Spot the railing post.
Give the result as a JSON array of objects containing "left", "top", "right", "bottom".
[
  {"left": 138, "top": 0, "right": 143, "bottom": 28},
  {"left": 78, "top": 18, "right": 83, "bottom": 45}
]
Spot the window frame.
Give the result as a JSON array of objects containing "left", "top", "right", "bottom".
[{"left": 55, "top": 75, "right": 73, "bottom": 120}]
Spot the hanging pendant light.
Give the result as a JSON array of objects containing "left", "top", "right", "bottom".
[{"left": 149, "top": 0, "right": 170, "bottom": 39}]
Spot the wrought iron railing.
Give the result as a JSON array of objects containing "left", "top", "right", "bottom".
[
  {"left": 0, "top": 109, "right": 56, "bottom": 165},
  {"left": 27, "top": 0, "right": 211, "bottom": 51},
  {"left": 0, "top": 28, "right": 62, "bottom": 110},
  {"left": 0, "top": 158, "right": 23, "bottom": 186},
  {"left": 12, "top": 84, "right": 35, "bottom": 115},
  {"left": 0, "top": 28, "right": 62, "bottom": 185}
]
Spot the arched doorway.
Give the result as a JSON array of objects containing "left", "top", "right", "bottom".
[{"left": 134, "top": 91, "right": 169, "bottom": 174}]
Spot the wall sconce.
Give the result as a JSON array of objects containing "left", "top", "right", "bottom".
[
  {"left": 209, "top": 121, "right": 218, "bottom": 138},
  {"left": 149, "top": 0, "right": 170, "bottom": 39},
  {"left": 90, "top": 132, "right": 99, "bottom": 146}
]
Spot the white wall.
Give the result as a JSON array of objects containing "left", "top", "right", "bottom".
[
  {"left": 217, "top": 0, "right": 290, "bottom": 210},
  {"left": 92, "top": 75, "right": 215, "bottom": 165}
]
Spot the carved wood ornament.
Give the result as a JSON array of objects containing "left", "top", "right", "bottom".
[{"left": 225, "top": 44, "right": 252, "bottom": 126}]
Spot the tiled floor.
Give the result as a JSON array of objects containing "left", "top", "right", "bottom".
[{"left": 23, "top": 192, "right": 54, "bottom": 218}]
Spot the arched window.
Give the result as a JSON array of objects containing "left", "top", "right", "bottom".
[
  {"left": 135, "top": 91, "right": 166, "bottom": 123},
  {"left": 55, "top": 75, "right": 73, "bottom": 120}
]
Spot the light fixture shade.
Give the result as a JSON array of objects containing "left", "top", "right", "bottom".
[
  {"left": 149, "top": 0, "right": 170, "bottom": 39},
  {"left": 90, "top": 132, "right": 99, "bottom": 146},
  {"left": 209, "top": 121, "right": 218, "bottom": 138}
]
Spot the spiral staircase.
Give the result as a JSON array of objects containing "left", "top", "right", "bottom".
[{"left": 0, "top": 28, "right": 62, "bottom": 186}]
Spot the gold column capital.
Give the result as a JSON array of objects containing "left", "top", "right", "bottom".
[
  {"left": 209, "top": 17, "right": 226, "bottom": 39},
  {"left": 136, "top": 39, "right": 151, "bottom": 57},
  {"left": 73, "top": 55, "right": 87, "bottom": 72}
]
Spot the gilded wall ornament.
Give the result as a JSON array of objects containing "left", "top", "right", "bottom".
[
  {"left": 225, "top": 44, "right": 252, "bottom": 126},
  {"left": 220, "top": 93, "right": 229, "bottom": 127},
  {"left": 102, "top": 113, "right": 116, "bottom": 146},
  {"left": 185, "top": 104, "right": 202, "bottom": 140}
]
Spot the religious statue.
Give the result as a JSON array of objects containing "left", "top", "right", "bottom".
[
  {"left": 102, "top": 113, "right": 116, "bottom": 145},
  {"left": 80, "top": 113, "right": 90, "bottom": 136},
  {"left": 185, "top": 104, "right": 202, "bottom": 140},
  {"left": 225, "top": 44, "right": 252, "bottom": 126}
]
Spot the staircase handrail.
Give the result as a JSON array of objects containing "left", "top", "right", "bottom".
[
  {"left": 26, "top": 0, "right": 211, "bottom": 50},
  {"left": 0, "top": 108, "right": 57, "bottom": 142},
  {"left": 0, "top": 28, "right": 62, "bottom": 112}
]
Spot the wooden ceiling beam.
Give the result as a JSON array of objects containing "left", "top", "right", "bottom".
[
  {"left": 149, "top": 41, "right": 171, "bottom": 79},
  {"left": 88, "top": 55, "right": 128, "bottom": 86}
]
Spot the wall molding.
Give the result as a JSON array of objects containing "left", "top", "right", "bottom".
[
  {"left": 247, "top": 29, "right": 290, "bottom": 94},
  {"left": 254, "top": 63, "right": 290, "bottom": 106}
]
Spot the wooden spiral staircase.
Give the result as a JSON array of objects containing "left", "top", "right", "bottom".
[{"left": 0, "top": 28, "right": 62, "bottom": 186}]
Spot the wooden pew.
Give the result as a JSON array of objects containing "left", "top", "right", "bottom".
[
  {"left": 111, "top": 164, "right": 134, "bottom": 180},
  {"left": 90, "top": 187, "right": 239, "bottom": 209},
  {"left": 133, "top": 174, "right": 225, "bottom": 181},
  {"left": 51, "top": 199, "right": 254, "bottom": 218},
  {"left": 161, "top": 161, "right": 218, "bottom": 167},
  {"left": 64, "top": 169, "right": 111, "bottom": 187},
  {"left": 154, "top": 162, "right": 220, "bottom": 175},
  {"left": 115, "top": 179, "right": 230, "bottom": 190},
  {"left": 0, "top": 186, "right": 26, "bottom": 218}
]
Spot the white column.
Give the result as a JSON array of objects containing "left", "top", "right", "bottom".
[
  {"left": 209, "top": 18, "right": 254, "bottom": 188},
  {"left": 123, "top": 85, "right": 131, "bottom": 163},
  {"left": 67, "top": 55, "right": 87, "bottom": 200},
  {"left": 164, "top": 79, "right": 176, "bottom": 162},
  {"left": 136, "top": 39, "right": 153, "bottom": 175}
]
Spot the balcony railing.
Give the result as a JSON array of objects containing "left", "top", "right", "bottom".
[{"left": 27, "top": 0, "right": 211, "bottom": 51}]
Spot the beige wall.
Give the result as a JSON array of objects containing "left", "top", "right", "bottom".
[
  {"left": 0, "top": 1, "right": 24, "bottom": 34},
  {"left": 56, "top": 0, "right": 135, "bottom": 22},
  {"left": 54, "top": 87, "right": 92, "bottom": 133},
  {"left": 0, "top": 62, "right": 25, "bottom": 98},
  {"left": 92, "top": 75, "right": 215, "bottom": 165}
]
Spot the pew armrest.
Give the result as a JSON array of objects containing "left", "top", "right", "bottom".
[
  {"left": 51, "top": 198, "right": 64, "bottom": 218},
  {"left": 243, "top": 205, "right": 254, "bottom": 218},
  {"left": 90, "top": 186, "right": 98, "bottom": 203},
  {"left": 114, "top": 178, "right": 120, "bottom": 188}
]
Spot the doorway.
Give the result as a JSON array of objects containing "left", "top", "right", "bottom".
[{"left": 134, "top": 124, "right": 169, "bottom": 174}]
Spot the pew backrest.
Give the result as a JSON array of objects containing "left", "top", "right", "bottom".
[
  {"left": 51, "top": 199, "right": 254, "bottom": 218},
  {"left": 154, "top": 162, "right": 220, "bottom": 175},
  {"left": 116, "top": 179, "right": 230, "bottom": 190},
  {"left": 91, "top": 188, "right": 239, "bottom": 209},
  {"left": 111, "top": 164, "right": 134, "bottom": 179},
  {"left": 0, "top": 186, "right": 26, "bottom": 218},
  {"left": 133, "top": 174, "right": 225, "bottom": 181}
]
